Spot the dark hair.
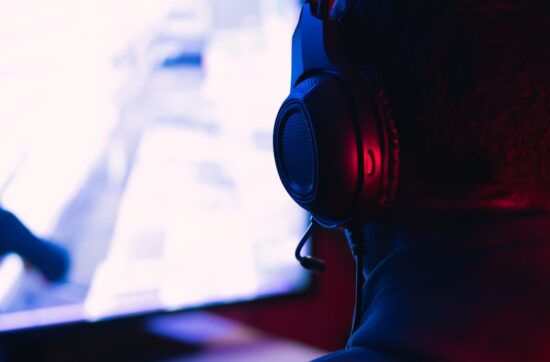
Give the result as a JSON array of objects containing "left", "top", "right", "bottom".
[{"left": 344, "top": 0, "right": 549, "bottom": 208}]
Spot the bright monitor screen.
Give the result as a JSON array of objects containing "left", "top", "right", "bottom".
[{"left": 0, "top": 0, "right": 306, "bottom": 332}]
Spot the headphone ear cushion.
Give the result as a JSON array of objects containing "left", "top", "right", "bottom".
[
  {"left": 359, "top": 66, "right": 400, "bottom": 208},
  {"left": 377, "top": 87, "right": 400, "bottom": 207}
]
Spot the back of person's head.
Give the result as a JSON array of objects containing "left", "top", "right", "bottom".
[{"left": 342, "top": 0, "right": 549, "bottom": 213}]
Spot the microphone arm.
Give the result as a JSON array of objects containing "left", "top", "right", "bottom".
[{"left": 295, "top": 217, "right": 326, "bottom": 273}]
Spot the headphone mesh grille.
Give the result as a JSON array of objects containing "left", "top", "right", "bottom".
[{"left": 281, "top": 111, "right": 315, "bottom": 190}]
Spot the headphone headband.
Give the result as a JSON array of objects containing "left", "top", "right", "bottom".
[{"left": 305, "top": 0, "right": 355, "bottom": 22}]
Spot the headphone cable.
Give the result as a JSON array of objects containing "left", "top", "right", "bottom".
[{"left": 345, "top": 225, "right": 366, "bottom": 348}]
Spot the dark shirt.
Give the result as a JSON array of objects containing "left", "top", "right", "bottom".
[{"left": 315, "top": 214, "right": 550, "bottom": 361}]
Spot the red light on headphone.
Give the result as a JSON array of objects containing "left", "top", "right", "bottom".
[{"left": 364, "top": 150, "right": 375, "bottom": 176}]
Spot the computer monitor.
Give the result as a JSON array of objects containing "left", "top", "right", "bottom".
[{"left": 0, "top": 0, "right": 307, "bottom": 333}]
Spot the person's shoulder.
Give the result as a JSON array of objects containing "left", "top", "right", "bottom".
[{"left": 312, "top": 347, "right": 403, "bottom": 362}]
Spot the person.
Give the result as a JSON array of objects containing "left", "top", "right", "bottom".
[
  {"left": 0, "top": 207, "right": 69, "bottom": 282},
  {"left": 312, "top": 0, "right": 549, "bottom": 361}
]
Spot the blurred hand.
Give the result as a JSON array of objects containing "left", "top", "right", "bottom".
[{"left": 0, "top": 208, "right": 70, "bottom": 281}]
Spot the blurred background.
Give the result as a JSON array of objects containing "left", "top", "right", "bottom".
[{"left": 0, "top": 0, "right": 354, "bottom": 353}]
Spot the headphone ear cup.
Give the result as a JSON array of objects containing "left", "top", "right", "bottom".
[
  {"left": 273, "top": 74, "right": 362, "bottom": 227},
  {"left": 273, "top": 69, "right": 399, "bottom": 227}
]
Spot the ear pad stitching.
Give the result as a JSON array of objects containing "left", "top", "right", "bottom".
[
  {"left": 360, "top": 66, "right": 400, "bottom": 209},
  {"left": 376, "top": 87, "right": 400, "bottom": 207}
]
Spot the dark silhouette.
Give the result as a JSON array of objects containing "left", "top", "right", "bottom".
[
  {"left": 0, "top": 208, "right": 69, "bottom": 282},
  {"left": 312, "top": 0, "right": 549, "bottom": 360}
]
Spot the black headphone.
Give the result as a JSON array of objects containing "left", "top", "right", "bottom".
[
  {"left": 273, "top": 0, "right": 399, "bottom": 246},
  {"left": 272, "top": 0, "right": 400, "bottom": 337}
]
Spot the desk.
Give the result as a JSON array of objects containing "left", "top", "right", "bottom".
[
  {"left": 1, "top": 312, "right": 327, "bottom": 361},
  {"left": 148, "top": 312, "right": 327, "bottom": 362}
]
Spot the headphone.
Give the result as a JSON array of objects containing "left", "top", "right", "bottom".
[{"left": 272, "top": 0, "right": 400, "bottom": 337}]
